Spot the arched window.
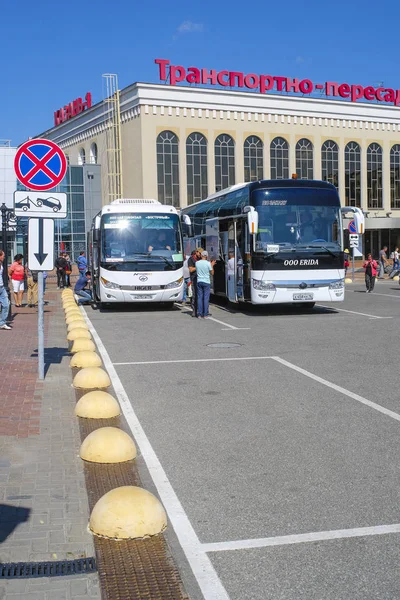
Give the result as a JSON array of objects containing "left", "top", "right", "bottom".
[
  {"left": 186, "top": 133, "right": 208, "bottom": 205},
  {"left": 156, "top": 130, "right": 180, "bottom": 207},
  {"left": 215, "top": 134, "right": 235, "bottom": 192},
  {"left": 90, "top": 143, "right": 98, "bottom": 164},
  {"left": 367, "top": 143, "right": 383, "bottom": 209},
  {"left": 345, "top": 142, "right": 361, "bottom": 207},
  {"left": 78, "top": 148, "right": 86, "bottom": 165},
  {"left": 390, "top": 145, "right": 400, "bottom": 209},
  {"left": 296, "top": 138, "right": 313, "bottom": 179},
  {"left": 270, "top": 137, "right": 289, "bottom": 179},
  {"left": 321, "top": 140, "right": 339, "bottom": 188},
  {"left": 244, "top": 136, "right": 263, "bottom": 182}
]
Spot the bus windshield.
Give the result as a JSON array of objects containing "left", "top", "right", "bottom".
[
  {"left": 101, "top": 213, "right": 182, "bottom": 262},
  {"left": 252, "top": 187, "right": 342, "bottom": 252}
]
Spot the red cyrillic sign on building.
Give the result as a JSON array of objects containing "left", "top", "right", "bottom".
[
  {"left": 155, "top": 59, "right": 400, "bottom": 107},
  {"left": 54, "top": 92, "right": 92, "bottom": 127}
]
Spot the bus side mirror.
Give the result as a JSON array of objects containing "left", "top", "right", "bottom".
[
  {"left": 182, "top": 214, "right": 193, "bottom": 237},
  {"left": 244, "top": 206, "right": 258, "bottom": 252},
  {"left": 93, "top": 229, "right": 99, "bottom": 243},
  {"left": 354, "top": 208, "right": 365, "bottom": 234}
]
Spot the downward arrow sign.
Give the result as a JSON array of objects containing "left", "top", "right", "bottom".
[{"left": 34, "top": 219, "right": 48, "bottom": 265}]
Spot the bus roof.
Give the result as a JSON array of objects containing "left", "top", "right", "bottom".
[
  {"left": 182, "top": 179, "right": 338, "bottom": 212},
  {"left": 99, "top": 199, "right": 180, "bottom": 216}
]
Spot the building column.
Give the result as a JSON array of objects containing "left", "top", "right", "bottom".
[
  {"left": 314, "top": 137, "right": 322, "bottom": 180},
  {"left": 338, "top": 136, "right": 346, "bottom": 206},
  {"left": 289, "top": 134, "right": 296, "bottom": 177},
  {"left": 208, "top": 129, "right": 216, "bottom": 194},
  {"left": 179, "top": 131, "right": 187, "bottom": 208},
  {"left": 361, "top": 140, "right": 368, "bottom": 212},
  {"left": 235, "top": 130, "right": 244, "bottom": 185},
  {"left": 382, "top": 139, "right": 391, "bottom": 214}
]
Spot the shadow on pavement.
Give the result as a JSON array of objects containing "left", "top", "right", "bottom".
[
  {"left": 91, "top": 303, "right": 181, "bottom": 314},
  {"left": 30, "top": 347, "right": 70, "bottom": 376},
  {"left": 0, "top": 504, "right": 31, "bottom": 543}
]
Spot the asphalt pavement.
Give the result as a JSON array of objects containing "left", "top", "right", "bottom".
[{"left": 83, "top": 281, "right": 400, "bottom": 600}]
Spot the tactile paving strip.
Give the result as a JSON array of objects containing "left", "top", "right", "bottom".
[{"left": 76, "top": 392, "right": 189, "bottom": 599}]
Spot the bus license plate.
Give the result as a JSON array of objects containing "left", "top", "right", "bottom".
[
  {"left": 132, "top": 294, "right": 153, "bottom": 300},
  {"left": 293, "top": 293, "right": 314, "bottom": 301}
]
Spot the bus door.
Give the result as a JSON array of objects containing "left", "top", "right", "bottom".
[
  {"left": 227, "top": 221, "right": 238, "bottom": 302},
  {"left": 206, "top": 218, "right": 224, "bottom": 294}
]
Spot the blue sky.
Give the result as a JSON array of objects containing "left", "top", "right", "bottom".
[{"left": 2, "top": 0, "right": 400, "bottom": 145}]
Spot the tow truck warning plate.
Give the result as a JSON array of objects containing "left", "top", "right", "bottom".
[{"left": 14, "top": 191, "right": 67, "bottom": 219}]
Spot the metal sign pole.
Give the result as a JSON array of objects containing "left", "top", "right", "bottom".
[
  {"left": 38, "top": 271, "right": 44, "bottom": 380},
  {"left": 352, "top": 246, "right": 355, "bottom": 282}
]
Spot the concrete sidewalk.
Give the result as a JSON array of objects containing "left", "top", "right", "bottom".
[{"left": 0, "top": 286, "right": 100, "bottom": 599}]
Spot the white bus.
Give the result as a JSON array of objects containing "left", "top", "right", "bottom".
[
  {"left": 181, "top": 180, "right": 363, "bottom": 307},
  {"left": 88, "top": 199, "right": 187, "bottom": 307}
]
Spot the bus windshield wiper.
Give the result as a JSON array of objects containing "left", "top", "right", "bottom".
[
  {"left": 307, "top": 245, "right": 340, "bottom": 258},
  {"left": 150, "top": 254, "right": 174, "bottom": 268}
]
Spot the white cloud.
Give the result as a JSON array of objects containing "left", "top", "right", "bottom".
[
  {"left": 295, "top": 56, "right": 305, "bottom": 64},
  {"left": 177, "top": 20, "right": 204, "bottom": 33}
]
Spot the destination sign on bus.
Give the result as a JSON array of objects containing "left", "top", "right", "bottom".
[{"left": 155, "top": 58, "right": 400, "bottom": 107}]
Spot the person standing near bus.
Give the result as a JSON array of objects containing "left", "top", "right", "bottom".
[
  {"left": 188, "top": 248, "right": 202, "bottom": 317},
  {"left": 196, "top": 251, "right": 216, "bottom": 319},
  {"left": 0, "top": 249, "right": 11, "bottom": 329},
  {"left": 363, "top": 253, "right": 378, "bottom": 293},
  {"left": 76, "top": 251, "right": 87, "bottom": 277},
  {"left": 378, "top": 246, "right": 388, "bottom": 278},
  {"left": 9, "top": 254, "right": 25, "bottom": 307}
]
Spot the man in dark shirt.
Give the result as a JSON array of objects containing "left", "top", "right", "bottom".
[
  {"left": 55, "top": 253, "right": 67, "bottom": 289},
  {"left": 74, "top": 271, "right": 92, "bottom": 305},
  {"left": 188, "top": 247, "right": 203, "bottom": 317}
]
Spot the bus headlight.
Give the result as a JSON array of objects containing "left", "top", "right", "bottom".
[
  {"left": 165, "top": 277, "right": 183, "bottom": 289},
  {"left": 252, "top": 279, "right": 276, "bottom": 291},
  {"left": 100, "top": 277, "right": 121, "bottom": 290},
  {"left": 329, "top": 279, "right": 344, "bottom": 290}
]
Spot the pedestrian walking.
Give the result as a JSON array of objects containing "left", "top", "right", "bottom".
[
  {"left": 196, "top": 250, "right": 216, "bottom": 319},
  {"left": 0, "top": 249, "right": 11, "bottom": 329},
  {"left": 188, "top": 248, "right": 203, "bottom": 317},
  {"left": 64, "top": 253, "right": 72, "bottom": 287},
  {"left": 344, "top": 249, "right": 350, "bottom": 276},
  {"left": 393, "top": 247, "right": 399, "bottom": 271},
  {"left": 76, "top": 251, "right": 87, "bottom": 277},
  {"left": 55, "top": 252, "right": 67, "bottom": 289},
  {"left": 9, "top": 254, "right": 25, "bottom": 307},
  {"left": 363, "top": 253, "right": 378, "bottom": 293},
  {"left": 74, "top": 271, "right": 92, "bottom": 305},
  {"left": 378, "top": 245, "right": 388, "bottom": 278},
  {"left": 26, "top": 267, "right": 38, "bottom": 307}
]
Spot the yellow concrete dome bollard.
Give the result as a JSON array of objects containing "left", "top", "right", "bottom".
[
  {"left": 74, "top": 391, "right": 120, "bottom": 418},
  {"left": 66, "top": 315, "right": 86, "bottom": 325},
  {"left": 71, "top": 338, "right": 96, "bottom": 354},
  {"left": 80, "top": 427, "right": 136, "bottom": 463},
  {"left": 344, "top": 278, "right": 352, "bottom": 284},
  {"left": 89, "top": 486, "right": 167, "bottom": 539},
  {"left": 393, "top": 276, "right": 399, "bottom": 281},
  {"left": 63, "top": 302, "right": 77, "bottom": 310},
  {"left": 62, "top": 292, "right": 74, "bottom": 299},
  {"left": 70, "top": 351, "right": 102, "bottom": 368},
  {"left": 73, "top": 367, "right": 111, "bottom": 390},
  {"left": 67, "top": 328, "right": 91, "bottom": 342},
  {"left": 68, "top": 321, "right": 89, "bottom": 332},
  {"left": 65, "top": 308, "right": 81, "bottom": 316}
]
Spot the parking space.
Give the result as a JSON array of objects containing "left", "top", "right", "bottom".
[{"left": 83, "top": 287, "right": 400, "bottom": 600}]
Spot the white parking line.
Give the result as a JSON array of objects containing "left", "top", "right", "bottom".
[
  {"left": 317, "top": 304, "right": 392, "bottom": 319},
  {"left": 113, "top": 356, "right": 273, "bottom": 366},
  {"left": 201, "top": 523, "right": 400, "bottom": 553},
  {"left": 350, "top": 290, "right": 400, "bottom": 300},
  {"left": 272, "top": 356, "right": 400, "bottom": 423},
  {"left": 81, "top": 310, "right": 231, "bottom": 600},
  {"left": 180, "top": 304, "right": 249, "bottom": 330}
]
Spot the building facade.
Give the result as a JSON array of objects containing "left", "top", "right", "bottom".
[{"left": 37, "top": 82, "right": 400, "bottom": 256}]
